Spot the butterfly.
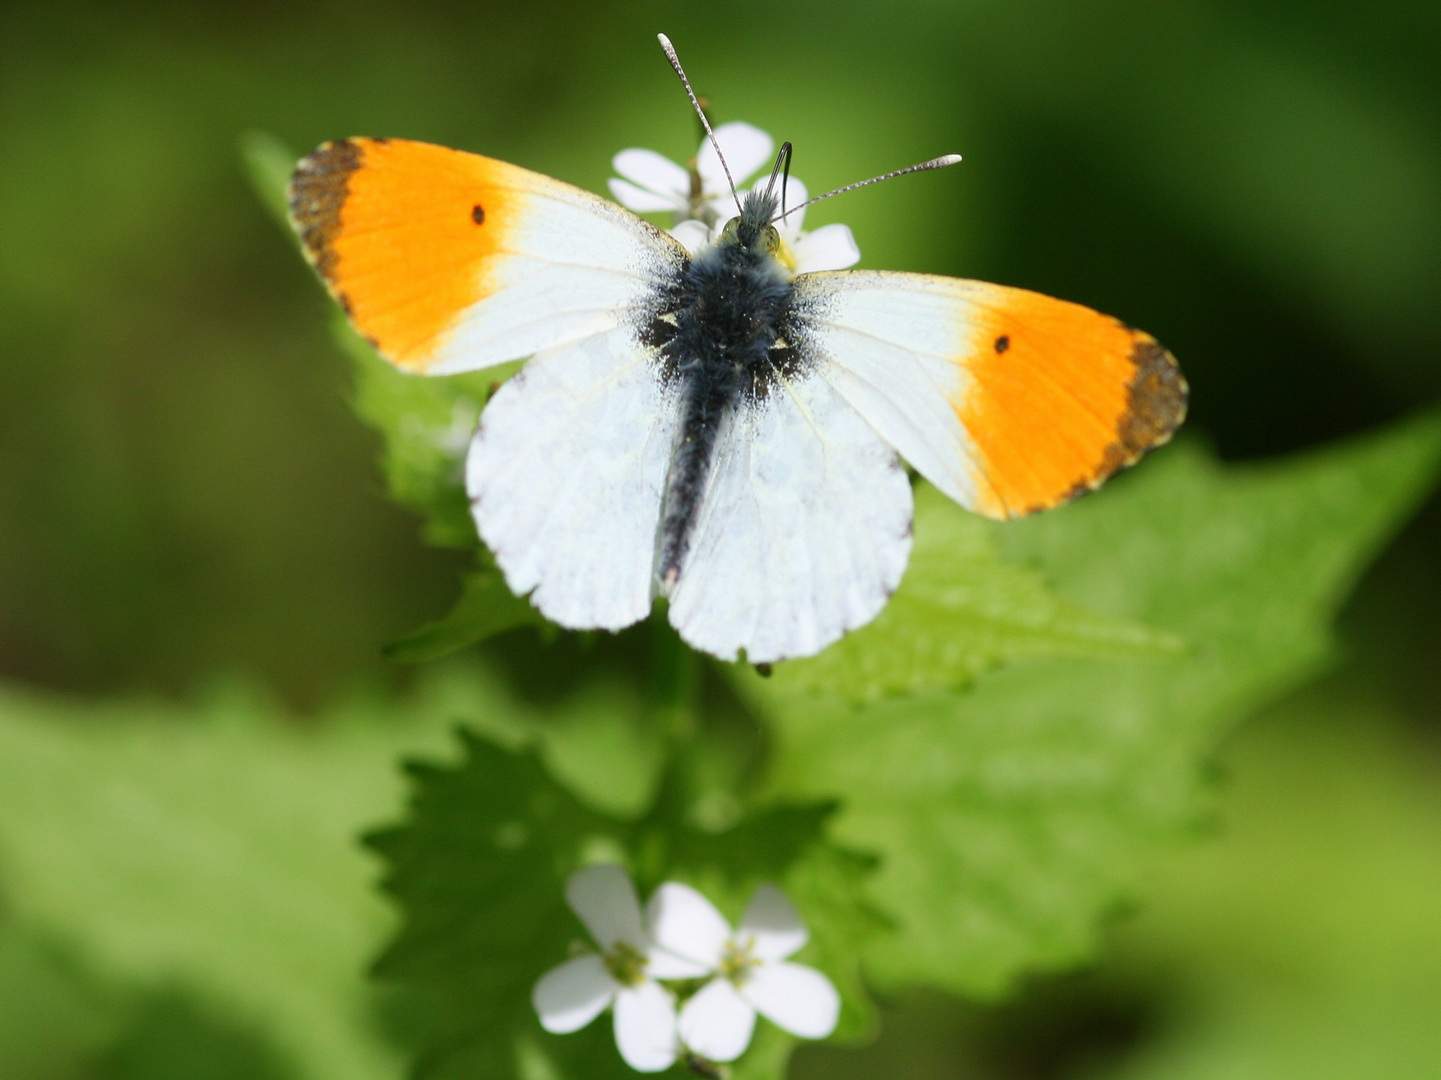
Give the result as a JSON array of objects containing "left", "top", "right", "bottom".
[{"left": 287, "top": 34, "right": 1186, "bottom": 665}]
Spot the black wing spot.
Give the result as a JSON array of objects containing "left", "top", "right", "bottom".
[
  {"left": 994, "top": 334, "right": 1011, "bottom": 354},
  {"left": 471, "top": 204, "right": 486, "bottom": 225}
]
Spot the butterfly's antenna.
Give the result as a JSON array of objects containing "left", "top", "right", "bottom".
[
  {"left": 773, "top": 154, "right": 963, "bottom": 224},
  {"left": 658, "top": 33, "right": 743, "bottom": 215},
  {"left": 763, "top": 142, "right": 794, "bottom": 220}
]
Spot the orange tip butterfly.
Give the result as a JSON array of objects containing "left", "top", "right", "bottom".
[{"left": 287, "top": 34, "right": 1186, "bottom": 665}]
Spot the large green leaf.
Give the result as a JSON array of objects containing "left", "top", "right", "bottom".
[
  {"left": 1087, "top": 679, "right": 1441, "bottom": 1080},
  {"left": 366, "top": 734, "right": 615, "bottom": 1080},
  {"left": 744, "top": 414, "right": 1441, "bottom": 999},
  {"left": 339, "top": 316, "right": 514, "bottom": 550},
  {"left": 0, "top": 908, "right": 302, "bottom": 1080},
  {"left": 0, "top": 681, "right": 436, "bottom": 1080},
  {"left": 384, "top": 566, "right": 547, "bottom": 663},
  {"left": 771, "top": 483, "right": 1181, "bottom": 704},
  {"left": 1098, "top": 679, "right": 1441, "bottom": 1080}
]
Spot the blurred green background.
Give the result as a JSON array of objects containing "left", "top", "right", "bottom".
[{"left": 0, "top": 1, "right": 1438, "bottom": 1078}]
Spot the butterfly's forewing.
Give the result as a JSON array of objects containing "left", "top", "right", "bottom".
[
  {"left": 467, "top": 325, "right": 680, "bottom": 631},
  {"left": 796, "top": 271, "right": 1187, "bottom": 518},
  {"left": 288, "top": 137, "right": 685, "bottom": 374},
  {"left": 666, "top": 372, "right": 912, "bottom": 664}
]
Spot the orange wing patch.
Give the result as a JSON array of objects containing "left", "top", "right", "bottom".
[
  {"left": 954, "top": 286, "right": 1187, "bottom": 519},
  {"left": 289, "top": 138, "right": 519, "bottom": 372}
]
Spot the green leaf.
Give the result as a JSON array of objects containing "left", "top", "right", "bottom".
[
  {"left": 772, "top": 483, "right": 1182, "bottom": 703},
  {"left": 0, "top": 660, "right": 714, "bottom": 1080},
  {"left": 729, "top": 1024, "right": 799, "bottom": 1080},
  {"left": 0, "top": 678, "right": 471, "bottom": 1080},
  {"left": 743, "top": 413, "right": 1441, "bottom": 1000},
  {"left": 0, "top": 907, "right": 304, "bottom": 1080},
  {"left": 385, "top": 566, "right": 547, "bottom": 663},
  {"left": 1091, "top": 679, "right": 1441, "bottom": 1080},
  {"left": 238, "top": 130, "right": 297, "bottom": 233},
  {"left": 366, "top": 733, "right": 617, "bottom": 1080},
  {"left": 338, "top": 315, "right": 515, "bottom": 548},
  {"left": 0, "top": 916, "right": 123, "bottom": 1080},
  {"left": 769, "top": 840, "right": 889, "bottom": 1045},
  {"left": 523, "top": 673, "right": 671, "bottom": 822}
]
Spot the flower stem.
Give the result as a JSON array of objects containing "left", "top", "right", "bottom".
[{"left": 648, "top": 603, "right": 699, "bottom": 741}]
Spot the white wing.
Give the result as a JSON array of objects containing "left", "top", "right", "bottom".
[
  {"left": 666, "top": 370, "right": 913, "bottom": 664},
  {"left": 467, "top": 324, "right": 679, "bottom": 631}
]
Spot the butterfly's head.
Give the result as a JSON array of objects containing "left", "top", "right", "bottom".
[{"left": 718, "top": 187, "right": 787, "bottom": 263}]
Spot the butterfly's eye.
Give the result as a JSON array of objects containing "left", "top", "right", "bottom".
[
  {"left": 718, "top": 218, "right": 740, "bottom": 241},
  {"left": 762, "top": 225, "right": 797, "bottom": 272}
]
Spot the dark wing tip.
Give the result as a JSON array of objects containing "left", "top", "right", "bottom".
[
  {"left": 287, "top": 138, "right": 363, "bottom": 282},
  {"left": 1120, "top": 337, "right": 1189, "bottom": 457},
  {"left": 1063, "top": 336, "right": 1188, "bottom": 509}
]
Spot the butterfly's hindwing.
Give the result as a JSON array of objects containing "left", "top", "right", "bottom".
[
  {"left": 467, "top": 324, "right": 680, "bottom": 631},
  {"left": 666, "top": 367, "right": 912, "bottom": 664}
]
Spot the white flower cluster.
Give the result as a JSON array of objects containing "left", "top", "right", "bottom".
[
  {"left": 609, "top": 121, "right": 861, "bottom": 274},
  {"left": 533, "top": 864, "right": 840, "bottom": 1072}
]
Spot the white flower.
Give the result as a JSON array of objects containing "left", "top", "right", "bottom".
[
  {"left": 648, "top": 881, "right": 841, "bottom": 1063},
  {"left": 610, "top": 121, "right": 774, "bottom": 223},
  {"left": 532, "top": 865, "right": 700, "bottom": 1072},
  {"left": 608, "top": 122, "right": 861, "bottom": 274}
]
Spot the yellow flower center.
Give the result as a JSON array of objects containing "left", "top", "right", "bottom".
[
  {"left": 719, "top": 938, "right": 758, "bottom": 986},
  {"left": 774, "top": 237, "right": 797, "bottom": 273},
  {"left": 603, "top": 941, "right": 648, "bottom": 987}
]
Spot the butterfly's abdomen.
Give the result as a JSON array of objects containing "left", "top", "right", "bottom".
[{"left": 647, "top": 239, "right": 804, "bottom": 588}]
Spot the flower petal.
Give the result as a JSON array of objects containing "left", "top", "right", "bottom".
[
  {"left": 698, "top": 122, "right": 774, "bottom": 189},
  {"left": 737, "top": 883, "right": 808, "bottom": 962},
  {"left": 702, "top": 192, "right": 738, "bottom": 221},
  {"left": 647, "top": 882, "right": 732, "bottom": 968},
  {"left": 739, "top": 961, "right": 840, "bottom": 1039},
  {"left": 566, "top": 864, "right": 645, "bottom": 950},
  {"left": 609, "top": 177, "right": 685, "bottom": 213},
  {"left": 668, "top": 219, "right": 713, "bottom": 255},
  {"left": 678, "top": 978, "right": 757, "bottom": 1062},
  {"left": 612, "top": 148, "right": 690, "bottom": 199},
  {"left": 646, "top": 942, "right": 715, "bottom": 980},
  {"left": 791, "top": 223, "right": 861, "bottom": 274},
  {"left": 613, "top": 981, "right": 678, "bottom": 1072},
  {"left": 532, "top": 954, "right": 616, "bottom": 1033},
  {"left": 771, "top": 176, "right": 809, "bottom": 236}
]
